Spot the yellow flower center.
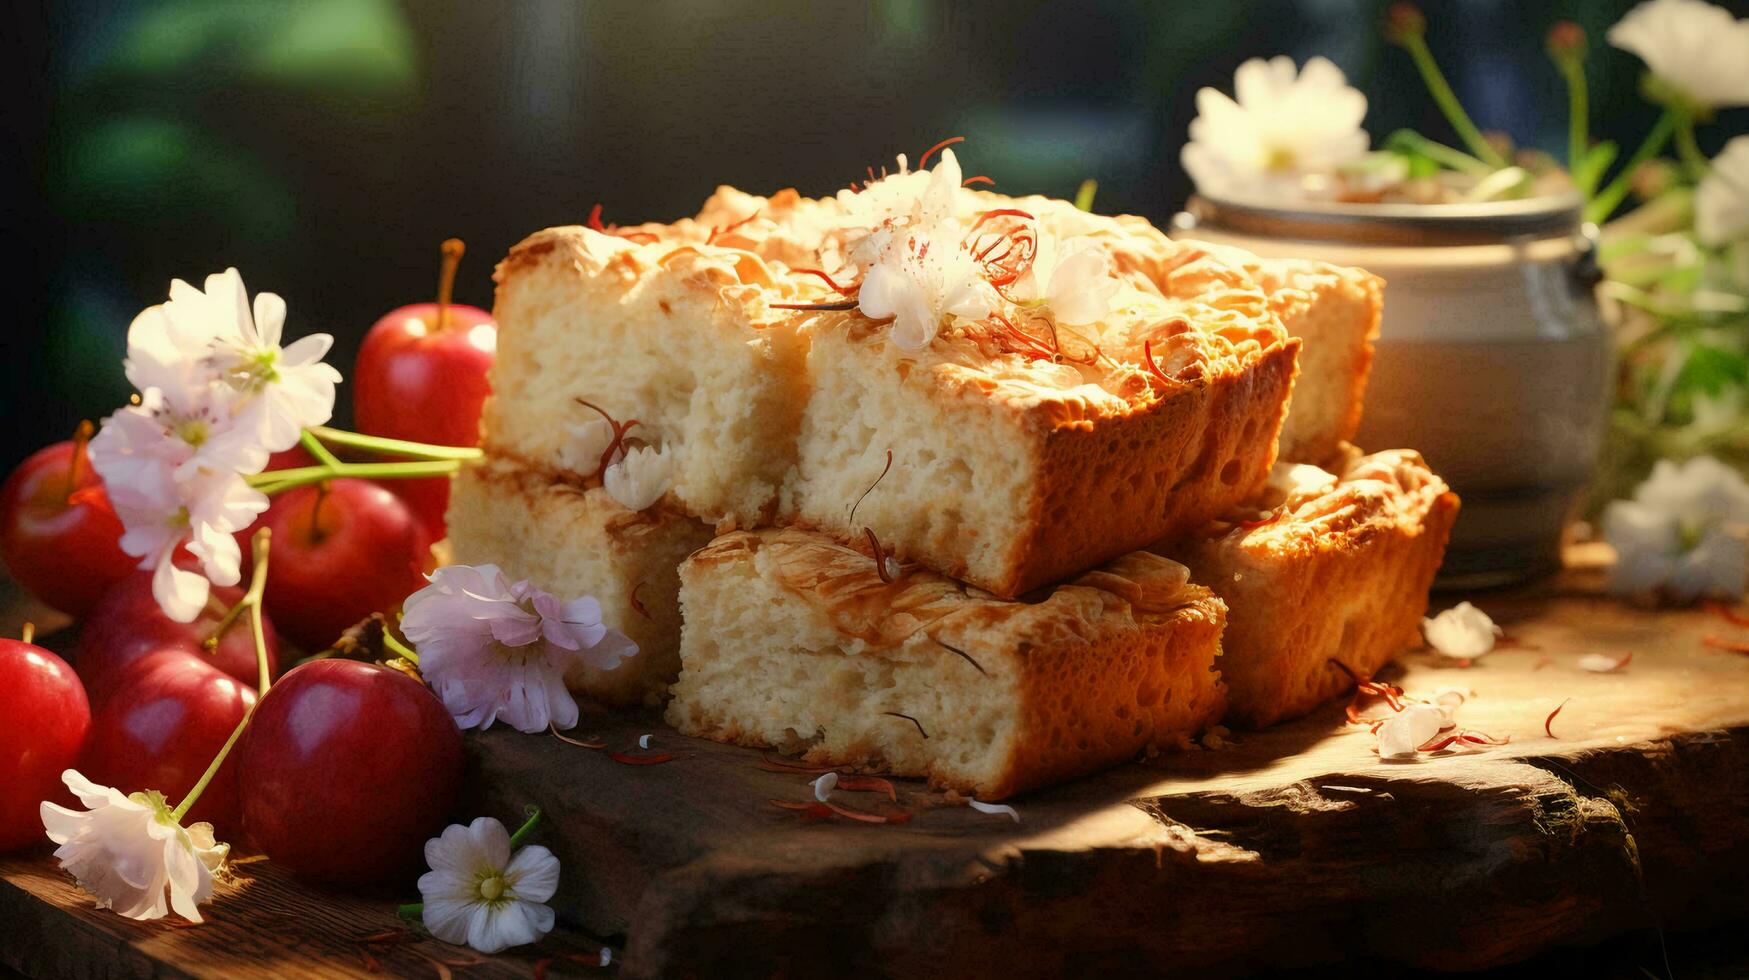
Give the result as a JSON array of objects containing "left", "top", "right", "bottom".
[
  {"left": 478, "top": 873, "right": 507, "bottom": 902},
  {"left": 1264, "top": 146, "right": 1297, "bottom": 173}
]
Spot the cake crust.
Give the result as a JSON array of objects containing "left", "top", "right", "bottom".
[
  {"left": 1165, "top": 448, "right": 1459, "bottom": 728},
  {"left": 668, "top": 528, "right": 1228, "bottom": 798}
]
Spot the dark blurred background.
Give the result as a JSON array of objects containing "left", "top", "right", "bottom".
[{"left": 4, "top": 0, "right": 1746, "bottom": 472}]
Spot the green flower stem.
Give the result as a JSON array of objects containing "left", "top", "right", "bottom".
[
  {"left": 398, "top": 902, "right": 423, "bottom": 919},
  {"left": 1674, "top": 116, "right": 1709, "bottom": 179},
  {"left": 202, "top": 598, "right": 247, "bottom": 651},
  {"left": 1586, "top": 107, "right": 1681, "bottom": 223},
  {"left": 306, "top": 426, "right": 483, "bottom": 462},
  {"left": 508, "top": 805, "right": 543, "bottom": 848},
  {"left": 170, "top": 708, "right": 252, "bottom": 823},
  {"left": 299, "top": 428, "right": 343, "bottom": 468},
  {"left": 1401, "top": 33, "right": 1507, "bottom": 168},
  {"left": 1558, "top": 57, "right": 1590, "bottom": 192},
  {"left": 1074, "top": 179, "right": 1098, "bottom": 212},
  {"left": 1391, "top": 130, "right": 1493, "bottom": 176},
  {"left": 249, "top": 460, "right": 462, "bottom": 495},
  {"left": 382, "top": 630, "right": 420, "bottom": 665},
  {"left": 169, "top": 531, "right": 276, "bottom": 823}
]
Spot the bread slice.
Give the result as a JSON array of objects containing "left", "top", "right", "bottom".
[
  {"left": 786, "top": 251, "right": 1299, "bottom": 599},
  {"left": 445, "top": 456, "right": 715, "bottom": 706},
  {"left": 667, "top": 528, "right": 1228, "bottom": 799},
  {"left": 1163, "top": 448, "right": 1458, "bottom": 728},
  {"left": 483, "top": 227, "right": 812, "bottom": 527}
]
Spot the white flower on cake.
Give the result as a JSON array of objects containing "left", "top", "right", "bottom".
[
  {"left": 557, "top": 418, "right": 618, "bottom": 478},
  {"left": 1181, "top": 56, "right": 1370, "bottom": 199},
  {"left": 1375, "top": 702, "right": 1450, "bottom": 759},
  {"left": 1421, "top": 601, "right": 1504, "bottom": 659},
  {"left": 1607, "top": 0, "right": 1749, "bottom": 111},
  {"left": 401, "top": 564, "right": 639, "bottom": 733},
  {"left": 1007, "top": 233, "right": 1122, "bottom": 327},
  {"left": 91, "top": 268, "right": 339, "bottom": 622},
  {"left": 857, "top": 232, "right": 997, "bottom": 350},
  {"left": 1604, "top": 455, "right": 1749, "bottom": 601},
  {"left": 810, "top": 772, "right": 838, "bottom": 802},
  {"left": 603, "top": 444, "right": 673, "bottom": 511},
  {"left": 418, "top": 817, "right": 559, "bottom": 954},
  {"left": 1697, "top": 136, "right": 1749, "bottom": 246},
  {"left": 39, "top": 770, "right": 229, "bottom": 923}
]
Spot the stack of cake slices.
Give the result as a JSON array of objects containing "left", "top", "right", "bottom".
[{"left": 448, "top": 147, "right": 1458, "bottom": 798}]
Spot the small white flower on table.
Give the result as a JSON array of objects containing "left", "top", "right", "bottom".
[
  {"left": 1607, "top": 0, "right": 1749, "bottom": 112},
  {"left": 39, "top": 770, "right": 229, "bottom": 923},
  {"left": 418, "top": 817, "right": 560, "bottom": 955},
  {"left": 401, "top": 564, "right": 639, "bottom": 733},
  {"left": 1604, "top": 456, "right": 1749, "bottom": 602},
  {"left": 1375, "top": 703, "right": 1451, "bottom": 759},
  {"left": 1422, "top": 601, "right": 1504, "bottom": 659},
  {"left": 1181, "top": 56, "right": 1370, "bottom": 200}
]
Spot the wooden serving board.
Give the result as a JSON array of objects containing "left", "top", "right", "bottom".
[{"left": 5, "top": 549, "right": 1749, "bottom": 978}]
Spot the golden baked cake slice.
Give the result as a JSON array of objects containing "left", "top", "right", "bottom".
[
  {"left": 667, "top": 527, "right": 1229, "bottom": 799},
  {"left": 789, "top": 281, "right": 1297, "bottom": 598},
  {"left": 1182, "top": 245, "right": 1383, "bottom": 465},
  {"left": 1162, "top": 448, "right": 1458, "bottom": 728},
  {"left": 483, "top": 227, "right": 812, "bottom": 528},
  {"left": 446, "top": 457, "right": 715, "bottom": 706}
]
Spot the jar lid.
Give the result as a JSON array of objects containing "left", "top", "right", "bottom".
[{"left": 1176, "top": 193, "right": 1587, "bottom": 246}]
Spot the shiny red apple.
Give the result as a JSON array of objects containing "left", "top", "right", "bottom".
[
  {"left": 0, "top": 428, "right": 136, "bottom": 616},
  {"left": 76, "top": 571, "right": 280, "bottom": 707},
  {"left": 0, "top": 637, "right": 91, "bottom": 851},
  {"left": 81, "top": 650, "right": 257, "bottom": 836},
  {"left": 353, "top": 238, "right": 495, "bottom": 538},
  {"left": 259, "top": 479, "right": 431, "bottom": 652},
  {"left": 238, "top": 659, "right": 463, "bottom": 884}
]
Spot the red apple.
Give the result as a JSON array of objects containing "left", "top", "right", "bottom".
[
  {"left": 0, "top": 428, "right": 136, "bottom": 616},
  {"left": 238, "top": 659, "right": 463, "bottom": 884},
  {"left": 76, "top": 571, "right": 280, "bottom": 707},
  {"left": 81, "top": 650, "right": 256, "bottom": 837},
  {"left": 0, "top": 637, "right": 91, "bottom": 851},
  {"left": 259, "top": 479, "right": 431, "bottom": 652},
  {"left": 353, "top": 238, "right": 495, "bottom": 538}
]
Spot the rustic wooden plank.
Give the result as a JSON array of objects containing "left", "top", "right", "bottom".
[
  {"left": 0, "top": 851, "right": 610, "bottom": 979},
  {"left": 456, "top": 553, "right": 1749, "bottom": 978}
]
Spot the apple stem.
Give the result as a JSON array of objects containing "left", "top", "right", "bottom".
[
  {"left": 20, "top": 623, "right": 34, "bottom": 645},
  {"left": 65, "top": 420, "right": 95, "bottom": 500},
  {"left": 381, "top": 629, "right": 420, "bottom": 665},
  {"left": 169, "top": 530, "right": 276, "bottom": 823},
  {"left": 304, "top": 426, "right": 482, "bottom": 462},
  {"left": 436, "top": 238, "right": 465, "bottom": 333},
  {"left": 308, "top": 482, "right": 331, "bottom": 545}
]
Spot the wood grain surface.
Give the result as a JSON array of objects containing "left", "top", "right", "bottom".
[{"left": 5, "top": 549, "right": 1749, "bottom": 978}]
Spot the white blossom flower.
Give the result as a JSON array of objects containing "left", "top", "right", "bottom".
[
  {"left": 93, "top": 268, "right": 338, "bottom": 622},
  {"left": 1578, "top": 653, "right": 1634, "bottom": 673},
  {"left": 1422, "top": 602, "right": 1504, "bottom": 659},
  {"left": 1604, "top": 456, "right": 1749, "bottom": 601},
  {"left": 857, "top": 232, "right": 997, "bottom": 349},
  {"left": 39, "top": 770, "right": 229, "bottom": 923},
  {"left": 1607, "top": 0, "right": 1749, "bottom": 111},
  {"left": 1697, "top": 136, "right": 1749, "bottom": 247},
  {"left": 602, "top": 444, "right": 674, "bottom": 511},
  {"left": 418, "top": 817, "right": 559, "bottom": 954},
  {"left": 401, "top": 564, "right": 639, "bottom": 733},
  {"left": 1181, "top": 56, "right": 1370, "bottom": 200},
  {"left": 1375, "top": 702, "right": 1450, "bottom": 759},
  {"left": 89, "top": 410, "right": 268, "bottom": 622},
  {"left": 557, "top": 418, "right": 618, "bottom": 478}
]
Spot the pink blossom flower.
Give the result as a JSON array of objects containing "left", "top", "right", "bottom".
[{"left": 401, "top": 565, "right": 638, "bottom": 733}]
